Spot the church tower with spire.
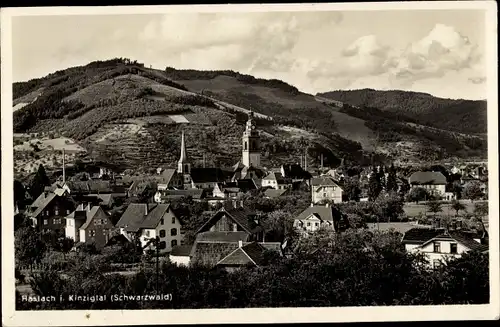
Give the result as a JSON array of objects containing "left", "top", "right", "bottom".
[
  {"left": 177, "top": 131, "right": 191, "bottom": 174},
  {"left": 242, "top": 111, "right": 260, "bottom": 168}
]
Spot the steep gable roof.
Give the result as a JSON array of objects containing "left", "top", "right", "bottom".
[
  {"left": 295, "top": 205, "right": 337, "bottom": 222},
  {"left": 158, "top": 169, "right": 178, "bottom": 185},
  {"left": 80, "top": 206, "right": 105, "bottom": 230},
  {"left": 115, "top": 203, "right": 154, "bottom": 230},
  {"left": 311, "top": 177, "right": 340, "bottom": 187},
  {"left": 140, "top": 204, "right": 175, "bottom": 229},
  {"left": 216, "top": 242, "right": 266, "bottom": 267},
  {"left": 196, "top": 207, "right": 261, "bottom": 234},
  {"left": 409, "top": 171, "right": 447, "bottom": 185},
  {"left": 282, "top": 164, "right": 312, "bottom": 179},
  {"left": 29, "top": 192, "right": 57, "bottom": 218},
  {"left": 416, "top": 230, "right": 489, "bottom": 252}
]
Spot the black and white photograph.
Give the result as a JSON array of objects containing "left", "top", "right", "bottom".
[{"left": 1, "top": 2, "right": 499, "bottom": 326}]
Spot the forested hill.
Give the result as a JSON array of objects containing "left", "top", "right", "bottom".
[{"left": 317, "top": 89, "right": 487, "bottom": 134}]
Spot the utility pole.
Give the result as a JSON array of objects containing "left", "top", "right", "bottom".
[
  {"left": 62, "top": 148, "right": 66, "bottom": 184},
  {"left": 156, "top": 236, "right": 159, "bottom": 295}
]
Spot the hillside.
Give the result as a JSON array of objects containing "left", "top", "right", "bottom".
[
  {"left": 12, "top": 58, "right": 487, "bottom": 177},
  {"left": 317, "top": 89, "right": 487, "bottom": 135},
  {"left": 12, "top": 59, "right": 367, "bottom": 176}
]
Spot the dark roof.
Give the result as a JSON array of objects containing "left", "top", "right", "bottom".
[
  {"left": 295, "top": 205, "right": 341, "bottom": 223},
  {"left": 80, "top": 206, "right": 105, "bottom": 230},
  {"left": 263, "top": 188, "right": 289, "bottom": 198},
  {"left": 159, "top": 189, "right": 205, "bottom": 200},
  {"left": 195, "top": 231, "right": 250, "bottom": 243},
  {"left": 140, "top": 204, "right": 172, "bottom": 229},
  {"left": 66, "top": 181, "right": 114, "bottom": 193},
  {"left": 170, "top": 245, "right": 193, "bottom": 257},
  {"left": 116, "top": 203, "right": 156, "bottom": 230},
  {"left": 196, "top": 207, "right": 261, "bottom": 234},
  {"left": 311, "top": 177, "right": 339, "bottom": 187},
  {"left": 402, "top": 228, "right": 445, "bottom": 244},
  {"left": 159, "top": 169, "right": 177, "bottom": 185},
  {"left": 190, "top": 168, "right": 227, "bottom": 184},
  {"left": 217, "top": 242, "right": 266, "bottom": 266},
  {"left": 263, "top": 172, "right": 290, "bottom": 183},
  {"left": 190, "top": 242, "right": 239, "bottom": 267},
  {"left": 87, "top": 194, "right": 113, "bottom": 206},
  {"left": 29, "top": 192, "right": 57, "bottom": 217},
  {"left": 409, "top": 171, "right": 447, "bottom": 185},
  {"left": 105, "top": 234, "right": 131, "bottom": 247},
  {"left": 234, "top": 179, "right": 257, "bottom": 192},
  {"left": 449, "top": 232, "right": 489, "bottom": 252},
  {"left": 282, "top": 164, "right": 312, "bottom": 179}
]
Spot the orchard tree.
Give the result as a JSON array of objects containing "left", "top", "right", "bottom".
[
  {"left": 463, "top": 181, "right": 483, "bottom": 202},
  {"left": 343, "top": 176, "right": 362, "bottom": 202},
  {"left": 426, "top": 201, "right": 443, "bottom": 218},
  {"left": 386, "top": 164, "right": 398, "bottom": 192},
  {"left": 450, "top": 200, "right": 466, "bottom": 217},
  {"left": 406, "top": 187, "right": 430, "bottom": 204},
  {"left": 368, "top": 166, "right": 382, "bottom": 201},
  {"left": 373, "top": 191, "right": 405, "bottom": 223},
  {"left": 15, "top": 227, "right": 47, "bottom": 270},
  {"left": 30, "top": 164, "right": 51, "bottom": 199}
]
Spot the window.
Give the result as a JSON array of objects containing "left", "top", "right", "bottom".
[
  {"left": 307, "top": 222, "right": 311, "bottom": 227},
  {"left": 53, "top": 218, "right": 61, "bottom": 225},
  {"left": 450, "top": 243, "right": 458, "bottom": 254},
  {"left": 323, "top": 193, "right": 327, "bottom": 197},
  {"left": 233, "top": 224, "right": 238, "bottom": 232},
  {"left": 171, "top": 228, "right": 177, "bottom": 236},
  {"left": 43, "top": 219, "right": 48, "bottom": 225},
  {"left": 315, "top": 222, "right": 319, "bottom": 227},
  {"left": 159, "top": 241, "right": 166, "bottom": 250},
  {"left": 55, "top": 209, "right": 59, "bottom": 215},
  {"left": 95, "top": 219, "right": 101, "bottom": 226},
  {"left": 66, "top": 209, "right": 70, "bottom": 214},
  {"left": 172, "top": 217, "right": 176, "bottom": 224},
  {"left": 160, "top": 218, "right": 164, "bottom": 225},
  {"left": 433, "top": 242, "right": 441, "bottom": 253},
  {"left": 45, "top": 210, "right": 50, "bottom": 216},
  {"left": 68, "top": 220, "right": 73, "bottom": 226},
  {"left": 145, "top": 230, "right": 150, "bottom": 237},
  {"left": 244, "top": 141, "right": 247, "bottom": 150},
  {"left": 159, "top": 230, "right": 166, "bottom": 238},
  {"left": 171, "top": 240, "right": 178, "bottom": 248},
  {"left": 90, "top": 230, "right": 96, "bottom": 237}
]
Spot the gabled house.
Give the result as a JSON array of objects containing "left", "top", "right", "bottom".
[
  {"left": 402, "top": 228, "right": 489, "bottom": 268},
  {"left": 211, "top": 179, "right": 257, "bottom": 203},
  {"left": 281, "top": 164, "right": 312, "bottom": 182},
  {"left": 408, "top": 171, "right": 447, "bottom": 197},
  {"left": 189, "top": 231, "right": 282, "bottom": 268},
  {"left": 116, "top": 203, "right": 183, "bottom": 253},
  {"left": 156, "top": 168, "right": 183, "bottom": 190},
  {"left": 294, "top": 204, "right": 350, "bottom": 235},
  {"left": 195, "top": 206, "right": 265, "bottom": 242},
  {"left": 261, "top": 172, "right": 292, "bottom": 190},
  {"left": 310, "top": 176, "right": 343, "bottom": 204},
  {"left": 26, "top": 190, "right": 76, "bottom": 233},
  {"left": 65, "top": 204, "right": 114, "bottom": 249},
  {"left": 231, "top": 164, "right": 266, "bottom": 187},
  {"left": 188, "top": 167, "right": 229, "bottom": 189},
  {"left": 216, "top": 241, "right": 268, "bottom": 272}
]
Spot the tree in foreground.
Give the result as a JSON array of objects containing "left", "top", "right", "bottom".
[
  {"left": 450, "top": 199, "right": 466, "bottom": 217},
  {"left": 463, "top": 181, "right": 483, "bottom": 202},
  {"left": 15, "top": 227, "right": 46, "bottom": 270},
  {"left": 426, "top": 201, "right": 443, "bottom": 218},
  {"left": 368, "top": 166, "right": 382, "bottom": 201},
  {"left": 406, "top": 187, "right": 429, "bottom": 204}
]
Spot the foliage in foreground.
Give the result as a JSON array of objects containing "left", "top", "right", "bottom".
[{"left": 16, "top": 229, "right": 489, "bottom": 310}]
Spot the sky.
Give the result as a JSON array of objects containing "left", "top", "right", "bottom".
[{"left": 11, "top": 9, "right": 487, "bottom": 100}]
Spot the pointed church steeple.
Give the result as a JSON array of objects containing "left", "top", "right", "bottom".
[{"left": 177, "top": 131, "right": 191, "bottom": 174}]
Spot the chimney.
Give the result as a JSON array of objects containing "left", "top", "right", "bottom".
[
  {"left": 325, "top": 202, "right": 330, "bottom": 208},
  {"left": 145, "top": 204, "right": 148, "bottom": 216},
  {"left": 238, "top": 240, "right": 243, "bottom": 248},
  {"left": 240, "top": 200, "right": 244, "bottom": 208},
  {"left": 87, "top": 203, "right": 92, "bottom": 211},
  {"left": 320, "top": 153, "right": 324, "bottom": 169}
]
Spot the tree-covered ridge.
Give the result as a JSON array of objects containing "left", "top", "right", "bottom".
[
  {"left": 164, "top": 67, "right": 299, "bottom": 95},
  {"left": 318, "top": 88, "right": 487, "bottom": 134}
]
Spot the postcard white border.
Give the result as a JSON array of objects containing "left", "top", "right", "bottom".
[{"left": 2, "top": 1, "right": 499, "bottom": 326}]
